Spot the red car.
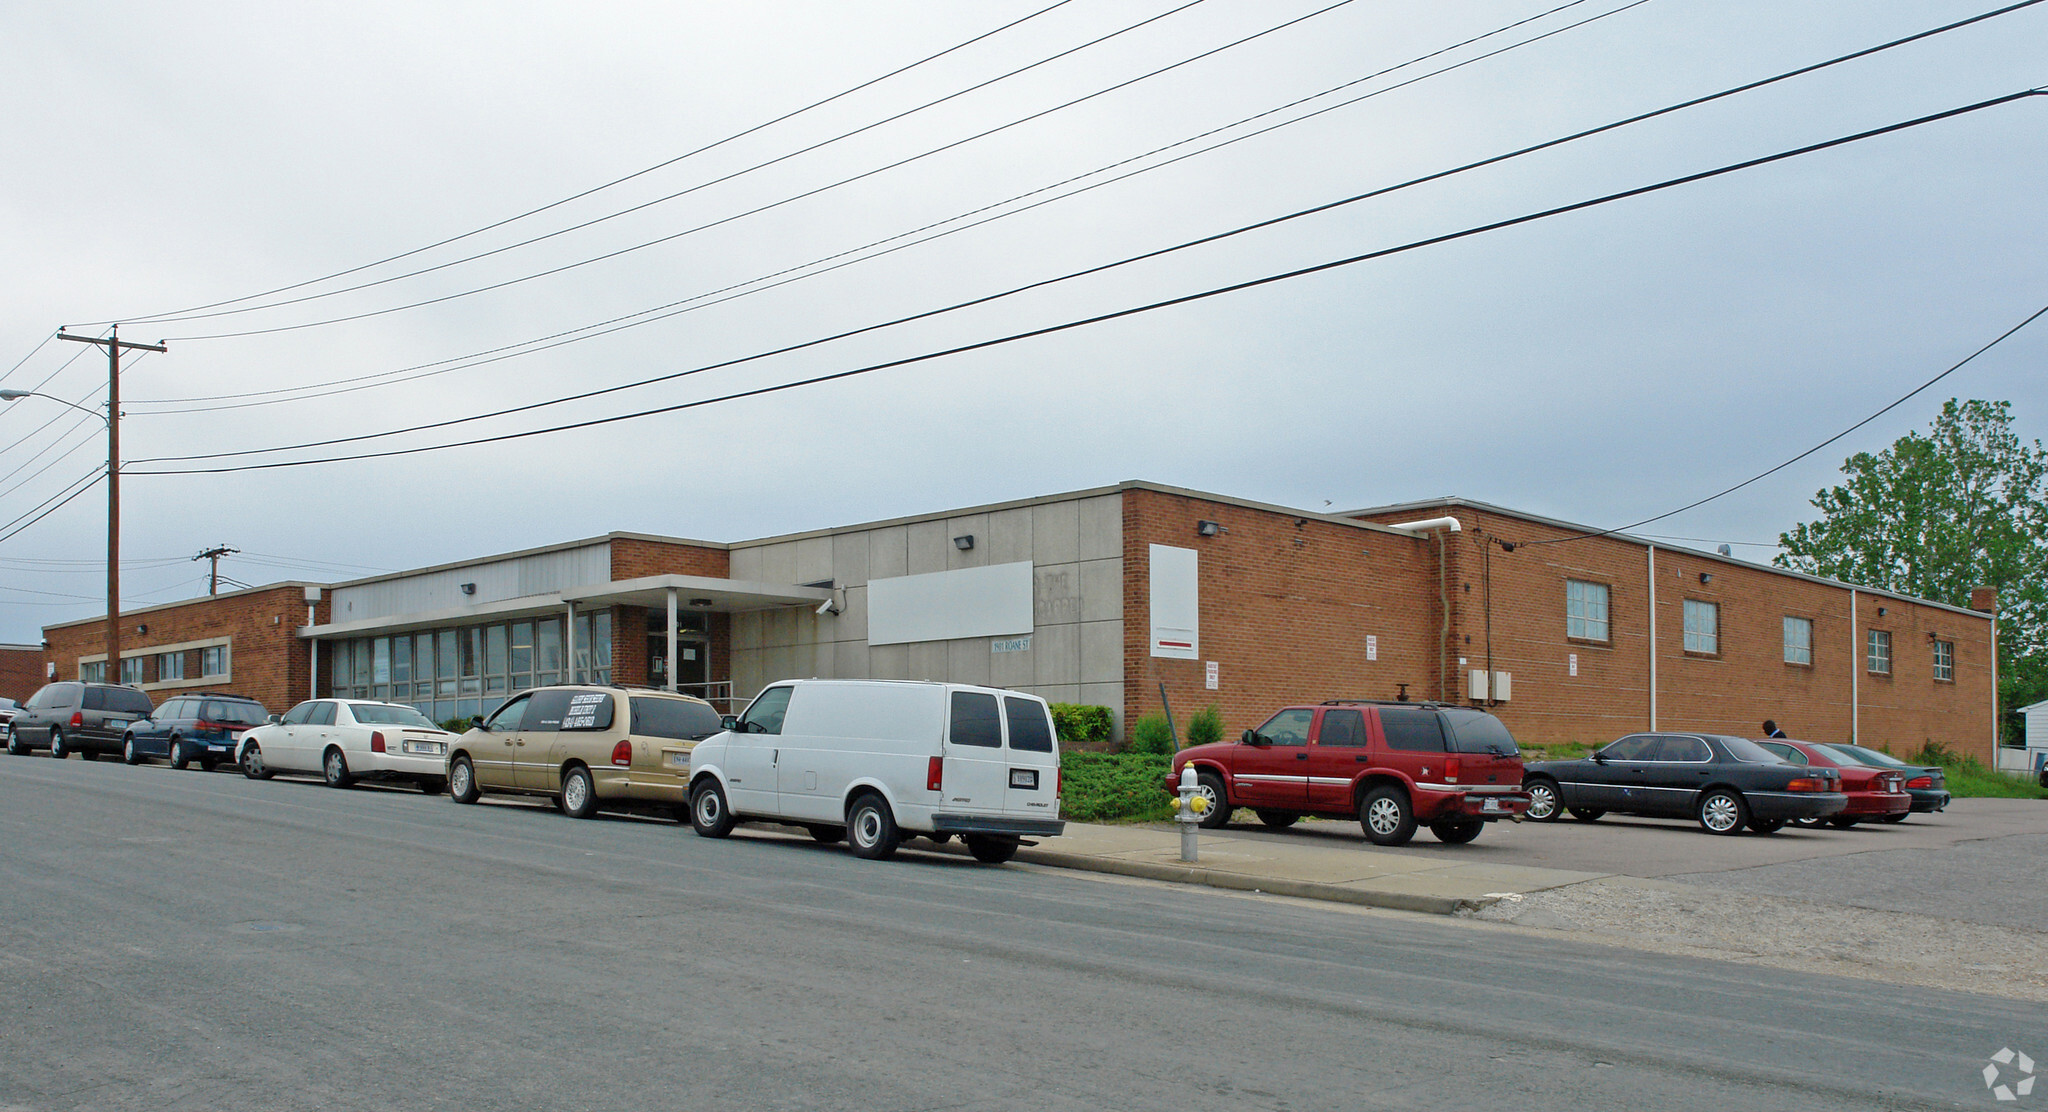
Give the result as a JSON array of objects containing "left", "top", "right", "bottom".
[
  {"left": 1166, "top": 700, "right": 1530, "bottom": 846},
  {"left": 1757, "top": 739, "right": 1910, "bottom": 826}
]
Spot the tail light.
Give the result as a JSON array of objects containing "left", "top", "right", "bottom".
[
  {"left": 1786, "top": 777, "right": 1829, "bottom": 792},
  {"left": 610, "top": 740, "right": 632, "bottom": 767},
  {"left": 927, "top": 756, "right": 944, "bottom": 792},
  {"left": 1906, "top": 775, "right": 1932, "bottom": 789},
  {"left": 69, "top": 711, "right": 83, "bottom": 728},
  {"left": 1056, "top": 766, "right": 1062, "bottom": 799},
  {"left": 1444, "top": 757, "right": 1462, "bottom": 782},
  {"left": 370, "top": 732, "right": 386, "bottom": 753}
]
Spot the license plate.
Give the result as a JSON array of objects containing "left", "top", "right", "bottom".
[
  {"left": 402, "top": 741, "right": 443, "bottom": 756},
  {"left": 665, "top": 752, "right": 689, "bottom": 768},
  {"left": 106, "top": 717, "right": 132, "bottom": 728},
  {"left": 1481, "top": 798, "right": 1503, "bottom": 813},
  {"left": 1009, "top": 769, "right": 1039, "bottom": 790}
]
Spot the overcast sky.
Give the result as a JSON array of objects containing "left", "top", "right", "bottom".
[{"left": 2, "top": 0, "right": 2043, "bottom": 644}]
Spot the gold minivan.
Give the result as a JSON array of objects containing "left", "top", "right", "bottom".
[{"left": 447, "top": 685, "right": 724, "bottom": 819}]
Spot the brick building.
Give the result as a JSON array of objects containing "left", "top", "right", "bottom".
[
  {"left": 0, "top": 644, "right": 43, "bottom": 704},
  {"left": 34, "top": 482, "right": 1998, "bottom": 761}
]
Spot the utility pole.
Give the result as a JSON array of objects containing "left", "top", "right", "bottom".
[
  {"left": 194, "top": 545, "right": 239, "bottom": 595},
  {"left": 57, "top": 326, "right": 167, "bottom": 685}
]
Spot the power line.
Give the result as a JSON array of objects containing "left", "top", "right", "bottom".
[
  {"left": 129, "top": 90, "right": 2048, "bottom": 477},
  {"left": 131, "top": 0, "right": 1630, "bottom": 412},
  {"left": 1519, "top": 297, "right": 2048, "bottom": 548},
  {"left": 155, "top": 0, "right": 1358, "bottom": 342},
  {"left": 0, "top": 468, "right": 103, "bottom": 547},
  {"left": 84, "top": 0, "right": 1084, "bottom": 327},
  {"left": 110, "top": 0, "right": 1222, "bottom": 332}
]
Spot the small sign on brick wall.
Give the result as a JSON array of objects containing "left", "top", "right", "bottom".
[
  {"left": 1366, "top": 635, "right": 1377, "bottom": 661},
  {"left": 1205, "top": 661, "right": 1219, "bottom": 690},
  {"left": 992, "top": 636, "right": 1031, "bottom": 654},
  {"left": 1569, "top": 652, "right": 1578, "bottom": 677}
]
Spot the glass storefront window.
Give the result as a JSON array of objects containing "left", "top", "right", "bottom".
[
  {"left": 486, "top": 625, "right": 507, "bottom": 678},
  {"left": 372, "top": 638, "right": 390, "bottom": 685},
  {"left": 393, "top": 636, "right": 410, "bottom": 684},
  {"left": 437, "top": 630, "right": 456, "bottom": 695},
  {"left": 510, "top": 621, "right": 532, "bottom": 680},
  {"left": 537, "top": 617, "right": 562, "bottom": 685}
]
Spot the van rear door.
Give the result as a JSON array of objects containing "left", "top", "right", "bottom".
[
  {"left": 1000, "top": 696, "right": 1060, "bottom": 819},
  {"left": 940, "top": 690, "right": 1007, "bottom": 814}
]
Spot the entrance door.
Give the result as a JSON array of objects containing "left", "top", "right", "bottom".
[{"left": 941, "top": 690, "right": 1008, "bottom": 814}]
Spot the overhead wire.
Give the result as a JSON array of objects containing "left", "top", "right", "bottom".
[
  {"left": 126, "top": 89, "right": 2048, "bottom": 477},
  {"left": 132, "top": 0, "right": 1628, "bottom": 412},
  {"left": 155, "top": 0, "right": 1361, "bottom": 342},
  {"left": 83, "top": 0, "right": 1085, "bottom": 326}
]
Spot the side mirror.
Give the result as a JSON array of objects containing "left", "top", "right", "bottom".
[
  {"left": 1592, "top": 752, "right": 1608, "bottom": 764},
  {"left": 267, "top": 714, "right": 281, "bottom": 725},
  {"left": 470, "top": 715, "right": 487, "bottom": 731},
  {"left": 720, "top": 715, "right": 739, "bottom": 731},
  {"left": 1240, "top": 728, "right": 1265, "bottom": 746}
]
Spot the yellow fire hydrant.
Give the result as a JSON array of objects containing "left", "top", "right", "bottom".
[{"left": 1173, "top": 764, "right": 1208, "bottom": 862}]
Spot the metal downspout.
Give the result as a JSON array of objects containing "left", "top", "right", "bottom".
[{"left": 1647, "top": 545, "right": 1657, "bottom": 730}]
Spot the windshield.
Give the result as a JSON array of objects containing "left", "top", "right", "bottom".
[
  {"left": 1721, "top": 736, "right": 1787, "bottom": 763},
  {"left": 350, "top": 703, "right": 439, "bottom": 728},
  {"left": 85, "top": 686, "right": 156, "bottom": 715},
  {"left": 1823, "top": 743, "right": 1913, "bottom": 769},
  {"left": 201, "top": 700, "right": 269, "bottom": 725},
  {"left": 1440, "top": 708, "right": 1518, "bottom": 755}
]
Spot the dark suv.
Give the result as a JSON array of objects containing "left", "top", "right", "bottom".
[
  {"left": 1167, "top": 700, "right": 1531, "bottom": 846},
  {"left": 5, "top": 681, "right": 158, "bottom": 760},
  {"left": 122, "top": 692, "right": 270, "bottom": 770}
]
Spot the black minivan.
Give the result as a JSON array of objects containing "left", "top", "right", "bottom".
[{"left": 5, "top": 682, "right": 157, "bottom": 760}]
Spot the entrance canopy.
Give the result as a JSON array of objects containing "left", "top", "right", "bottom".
[{"left": 298, "top": 574, "right": 831, "bottom": 640}]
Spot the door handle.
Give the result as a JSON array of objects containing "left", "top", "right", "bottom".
[
  {"left": 1295, "top": 753, "right": 1307, "bottom": 761},
  {"left": 1355, "top": 755, "right": 1369, "bottom": 762}
]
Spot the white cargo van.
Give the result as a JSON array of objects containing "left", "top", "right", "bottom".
[{"left": 686, "top": 679, "right": 1064, "bottom": 863}]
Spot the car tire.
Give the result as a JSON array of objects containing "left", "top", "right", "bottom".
[
  {"left": 1749, "top": 818, "right": 1785, "bottom": 834},
  {"left": 806, "top": 824, "right": 844, "bottom": 844},
  {"left": 1792, "top": 815, "right": 1826, "bottom": 828},
  {"left": 1829, "top": 817, "right": 1860, "bottom": 828},
  {"left": 689, "top": 780, "right": 735, "bottom": 838},
  {"left": 1359, "top": 785, "right": 1417, "bottom": 846},
  {"left": 924, "top": 833, "right": 953, "bottom": 845},
  {"left": 5, "top": 726, "right": 25, "bottom": 756},
  {"left": 1194, "top": 771, "right": 1233, "bottom": 829},
  {"left": 449, "top": 756, "right": 481, "bottom": 804},
  {"left": 845, "top": 793, "right": 900, "bottom": 860},
  {"left": 1524, "top": 778, "right": 1562, "bottom": 822},
  {"left": 1568, "top": 807, "right": 1604, "bottom": 822},
  {"left": 199, "top": 758, "right": 217, "bottom": 772},
  {"left": 560, "top": 767, "right": 597, "bottom": 819},
  {"left": 167, "top": 738, "right": 188, "bottom": 770},
  {"left": 123, "top": 736, "right": 142, "bottom": 765},
  {"left": 965, "top": 835, "right": 1020, "bottom": 864},
  {"left": 417, "top": 777, "right": 446, "bottom": 795},
  {"left": 1876, "top": 813, "right": 1908, "bottom": 824},
  {"left": 81, "top": 749, "right": 99, "bottom": 762},
  {"left": 1428, "top": 817, "right": 1484, "bottom": 844},
  {"left": 242, "top": 742, "right": 273, "bottom": 780},
  {"left": 49, "top": 728, "right": 70, "bottom": 760},
  {"left": 322, "top": 748, "right": 353, "bottom": 788},
  {"left": 1696, "top": 788, "right": 1749, "bottom": 835},
  {"left": 1254, "top": 809, "right": 1300, "bottom": 830}
]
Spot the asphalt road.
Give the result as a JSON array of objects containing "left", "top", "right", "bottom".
[{"left": 0, "top": 755, "right": 2033, "bottom": 1111}]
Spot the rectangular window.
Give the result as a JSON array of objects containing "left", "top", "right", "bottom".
[
  {"left": 372, "top": 638, "right": 391, "bottom": 685},
  {"left": 80, "top": 660, "right": 106, "bottom": 683},
  {"left": 1683, "top": 599, "right": 1718, "bottom": 655},
  {"left": 1782, "top": 616, "right": 1812, "bottom": 666},
  {"left": 392, "top": 637, "right": 410, "bottom": 685},
  {"left": 536, "top": 618, "right": 562, "bottom": 685},
  {"left": 509, "top": 621, "right": 533, "bottom": 679},
  {"left": 1565, "top": 580, "right": 1610, "bottom": 642},
  {"left": 157, "top": 652, "right": 186, "bottom": 681},
  {"left": 1932, "top": 639, "right": 1953, "bottom": 682},
  {"left": 199, "top": 644, "right": 228, "bottom": 677},
  {"left": 119, "top": 656, "right": 144, "bottom": 685},
  {"left": 1867, "top": 629, "right": 1892, "bottom": 674}
]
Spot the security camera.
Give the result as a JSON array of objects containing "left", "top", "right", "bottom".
[{"left": 816, "top": 597, "right": 841, "bottom": 616}]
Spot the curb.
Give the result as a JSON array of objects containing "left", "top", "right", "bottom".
[{"left": 1006, "top": 846, "right": 1486, "bottom": 916}]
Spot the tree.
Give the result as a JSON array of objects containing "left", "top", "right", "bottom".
[{"left": 1776, "top": 399, "right": 2048, "bottom": 743}]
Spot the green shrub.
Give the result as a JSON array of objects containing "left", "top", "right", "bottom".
[
  {"left": 439, "top": 716, "right": 474, "bottom": 734},
  {"left": 1186, "top": 704, "right": 1224, "bottom": 747},
  {"left": 1060, "top": 751, "right": 1174, "bottom": 823},
  {"left": 1128, "top": 712, "right": 1175, "bottom": 756},
  {"left": 1049, "top": 702, "right": 1113, "bottom": 746}
]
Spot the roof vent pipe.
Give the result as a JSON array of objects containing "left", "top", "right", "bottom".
[{"left": 1385, "top": 516, "right": 1462, "bottom": 534}]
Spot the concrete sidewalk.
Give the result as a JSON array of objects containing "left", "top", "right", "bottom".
[{"left": 965, "top": 821, "right": 1612, "bottom": 915}]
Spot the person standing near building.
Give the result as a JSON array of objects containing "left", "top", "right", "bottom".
[{"left": 1762, "top": 719, "right": 1787, "bottom": 738}]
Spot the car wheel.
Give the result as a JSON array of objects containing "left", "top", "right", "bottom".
[
  {"left": 449, "top": 756, "right": 481, "bottom": 804},
  {"left": 1359, "top": 785, "right": 1417, "bottom": 846},
  {"left": 49, "top": 728, "right": 70, "bottom": 760},
  {"left": 965, "top": 835, "right": 1020, "bottom": 864},
  {"left": 560, "top": 767, "right": 597, "bottom": 819},
  {"left": 417, "top": 777, "right": 446, "bottom": 795},
  {"left": 1193, "top": 771, "right": 1233, "bottom": 829},
  {"left": 241, "top": 742, "right": 273, "bottom": 780},
  {"left": 1749, "top": 818, "right": 1785, "bottom": 834},
  {"left": 5, "top": 726, "right": 25, "bottom": 756},
  {"left": 1696, "top": 788, "right": 1749, "bottom": 835},
  {"left": 689, "top": 780, "right": 735, "bottom": 838},
  {"left": 1876, "top": 813, "right": 1909, "bottom": 824},
  {"left": 1567, "top": 807, "right": 1604, "bottom": 822},
  {"left": 845, "top": 793, "right": 900, "bottom": 860},
  {"left": 924, "top": 833, "right": 953, "bottom": 845},
  {"left": 123, "top": 736, "right": 142, "bottom": 765},
  {"left": 1792, "top": 815, "right": 1826, "bottom": 828},
  {"left": 806, "top": 824, "right": 844, "bottom": 844},
  {"left": 1523, "top": 778, "right": 1562, "bottom": 821},
  {"left": 81, "top": 749, "right": 99, "bottom": 762},
  {"left": 322, "top": 748, "right": 353, "bottom": 788},
  {"left": 1254, "top": 809, "right": 1300, "bottom": 830},
  {"left": 1428, "top": 817, "right": 1484, "bottom": 845},
  {"left": 167, "top": 738, "right": 188, "bottom": 770},
  {"left": 1829, "top": 817, "right": 1860, "bottom": 829}
]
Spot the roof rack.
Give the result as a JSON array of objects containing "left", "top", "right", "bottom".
[{"left": 1318, "top": 698, "right": 1441, "bottom": 708}]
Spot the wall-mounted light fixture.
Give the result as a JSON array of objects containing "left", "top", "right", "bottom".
[
  {"left": 1927, "top": 630, "right": 1940, "bottom": 641},
  {"left": 1699, "top": 572, "right": 1712, "bottom": 585},
  {"left": 1877, "top": 606, "right": 1887, "bottom": 616},
  {"left": 953, "top": 534, "right": 975, "bottom": 551},
  {"left": 1196, "top": 520, "right": 1226, "bottom": 537},
  {"left": 135, "top": 623, "right": 147, "bottom": 635},
  {"left": 689, "top": 597, "right": 714, "bottom": 607},
  {"left": 460, "top": 582, "right": 477, "bottom": 595}
]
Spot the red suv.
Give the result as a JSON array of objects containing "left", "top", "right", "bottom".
[{"left": 1165, "top": 700, "right": 1531, "bottom": 845}]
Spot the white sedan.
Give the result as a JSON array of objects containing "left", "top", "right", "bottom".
[{"left": 237, "top": 699, "right": 454, "bottom": 793}]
